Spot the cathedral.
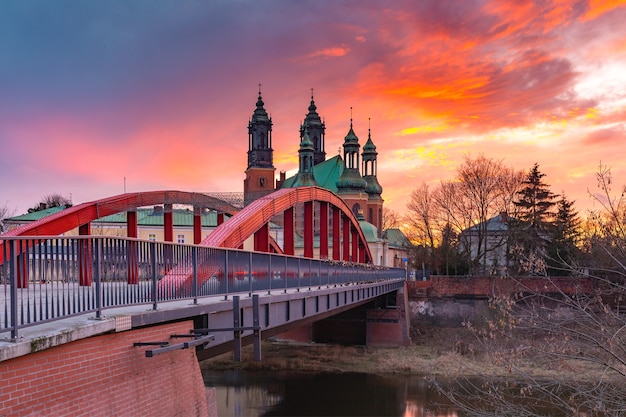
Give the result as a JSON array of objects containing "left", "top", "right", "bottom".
[{"left": 243, "top": 89, "right": 384, "bottom": 236}]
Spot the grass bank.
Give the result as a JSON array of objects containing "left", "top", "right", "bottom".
[{"left": 200, "top": 327, "right": 604, "bottom": 383}]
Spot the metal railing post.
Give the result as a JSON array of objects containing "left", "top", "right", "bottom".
[
  {"left": 297, "top": 257, "right": 301, "bottom": 292},
  {"left": 10, "top": 240, "right": 19, "bottom": 339},
  {"left": 150, "top": 242, "right": 157, "bottom": 310},
  {"left": 94, "top": 238, "right": 102, "bottom": 319},
  {"left": 192, "top": 246, "right": 198, "bottom": 304},
  {"left": 267, "top": 254, "right": 272, "bottom": 295},
  {"left": 224, "top": 249, "right": 229, "bottom": 300},
  {"left": 248, "top": 251, "right": 253, "bottom": 297}
]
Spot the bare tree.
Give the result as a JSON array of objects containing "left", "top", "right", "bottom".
[
  {"left": 434, "top": 165, "right": 626, "bottom": 416},
  {"left": 28, "top": 193, "right": 72, "bottom": 213},
  {"left": 406, "top": 182, "right": 438, "bottom": 250},
  {"left": 0, "top": 201, "right": 16, "bottom": 233},
  {"left": 431, "top": 155, "right": 523, "bottom": 274},
  {"left": 381, "top": 207, "right": 402, "bottom": 231}
]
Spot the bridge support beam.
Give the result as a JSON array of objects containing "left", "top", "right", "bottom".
[
  {"left": 254, "top": 223, "right": 269, "bottom": 252},
  {"left": 193, "top": 207, "right": 202, "bottom": 244},
  {"left": 304, "top": 201, "right": 313, "bottom": 258},
  {"left": 342, "top": 215, "right": 350, "bottom": 261},
  {"left": 127, "top": 210, "right": 138, "bottom": 238},
  {"left": 283, "top": 207, "right": 294, "bottom": 255},
  {"left": 78, "top": 223, "right": 92, "bottom": 286},
  {"left": 319, "top": 202, "right": 328, "bottom": 259},
  {"left": 126, "top": 210, "right": 139, "bottom": 284},
  {"left": 164, "top": 204, "right": 174, "bottom": 242},
  {"left": 351, "top": 228, "right": 358, "bottom": 264},
  {"left": 332, "top": 206, "right": 340, "bottom": 260}
]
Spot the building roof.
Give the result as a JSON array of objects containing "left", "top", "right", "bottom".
[
  {"left": 6, "top": 206, "right": 227, "bottom": 228},
  {"left": 358, "top": 219, "right": 381, "bottom": 243},
  {"left": 382, "top": 228, "right": 413, "bottom": 249},
  {"left": 6, "top": 205, "right": 68, "bottom": 222},
  {"left": 463, "top": 213, "right": 510, "bottom": 234},
  {"left": 280, "top": 155, "right": 344, "bottom": 192}
]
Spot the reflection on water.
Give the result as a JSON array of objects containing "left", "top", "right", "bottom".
[{"left": 203, "top": 370, "right": 458, "bottom": 417}]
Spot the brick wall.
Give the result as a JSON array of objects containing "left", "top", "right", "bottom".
[
  {"left": 0, "top": 321, "right": 208, "bottom": 417},
  {"left": 407, "top": 276, "right": 596, "bottom": 299}
]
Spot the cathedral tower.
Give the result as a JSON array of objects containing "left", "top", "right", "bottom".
[
  {"left": 300, "top": 90, "right": 326, "bottom": 166},
  {"left": 336, "top": 111, "right": 368, "bottom": 217},
  {"left": 292, "top": 128, "right": 319, "bottom": 187},
  {"left": 244, "top": 87, "right": 275, "bottom": 205},
  {"left": 362, "top": 120, "right": 384, "bottom": 235}
]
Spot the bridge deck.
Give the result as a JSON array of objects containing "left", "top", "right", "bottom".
[{"left": 1, "top": 279, "right": 405, "bottom": 362}]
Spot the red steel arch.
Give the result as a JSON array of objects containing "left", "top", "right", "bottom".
[
  {"left": 1, "top": 187, "right": 372, "bottom": 263},
  {"left": 1, "top": 191, "right": 240, "bottom": 238},
  {"left": 203, "top": 186, "right": 373, "bottom": 263}
]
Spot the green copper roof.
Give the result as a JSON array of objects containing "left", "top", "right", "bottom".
[
  {"left": 343, "top": 123, "right": 359, "bottom": 144},
  {"left": 382, "top": 228, "right": 413, "bottom": 249},
  {"left": 337, "top": 168, "right": 367, "bottom": 191},
  {"left": 281, "top": 155, "right": 344, "bottom": 192},
  {"left": 358, "top": 219, "right": 380, "bottom": 242},
  {"left": 363, "top": 135, "right": 376, "bottom": 153},
  {"left": 7, "top": 207, "right": 227, "bottom": 228},
  {"left": 6, "top": 205, "right": 68, "bottom": 222}
]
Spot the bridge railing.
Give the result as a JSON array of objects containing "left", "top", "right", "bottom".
[{"left": 0, "top": 236, "right": 406, "bottom": 339}]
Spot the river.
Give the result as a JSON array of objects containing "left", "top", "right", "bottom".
[{"left": 203, "top": 370, "right": 460, "bottom": 416}]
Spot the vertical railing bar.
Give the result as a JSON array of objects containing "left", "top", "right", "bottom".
[
  {"left": 224, "top": 249, "right": 229, "bottom": 300},
  {"left": 267, "top": 253, "right": 272, "bottom": 295},
  {"left": 297, "top": 257, "right": 301, "bottom": 292},
  {"left": 309, "top": 258, "right": 313, "bottom": 291},
  {"left": 94, "top": 238, "right": 102, "bottom": 319},
  {"left": 36, "top": 240, "right": 42, "bottom": 322},
  {"left": 248, "top": 251, "right": 253, "bottom": 297},
  {"left": 10, "top": 240, "right": 19, "bottom": 339},
  {"left": 150, "top": 242, "right": 157, "bottom": 310},
  {"left": 284, "top": 256, "right": 287, "bottom": 294},
  {"left": 192, "top": 246, "right": 198, "bottom": 305}
]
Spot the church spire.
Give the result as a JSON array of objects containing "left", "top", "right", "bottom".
[
  {"left": 244, "top": 85, "right": 276, "bottom": 206},
  {"left": 292, "top": 127, "right": 318, "bottom": 187},
  {"left": 247, "top": 85, "right": 273, "bottom": 169},
  {"left": 337, "top": 108, "right": 367, "bottom": 192},
  {"left": 300, "top": 88, "right": 326, "bottom": 165}
]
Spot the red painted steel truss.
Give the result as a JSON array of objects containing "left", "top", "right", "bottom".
[
  {"left": 202, "top": 187, "right": 372, "bottom": 263},
  {"left": 1, "top": 187, "right": 372, "bottom": 263}
]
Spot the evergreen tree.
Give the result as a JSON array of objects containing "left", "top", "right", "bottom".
[
  {"left": 510, "top": 163, "right": 557, "bottom": 275},
  {"left": 546, "top": 195, "right": 582, "bottom": 275}
]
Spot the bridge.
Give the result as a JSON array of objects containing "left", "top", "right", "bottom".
[{"left": 0, "top": 187, "right": 408, "bottom": 416}]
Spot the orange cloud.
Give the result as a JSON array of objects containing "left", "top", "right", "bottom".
[
  {"left": 303, "top": 46, "right": 351, "bottom": 59},
  {"left": 582, "top": 0, "right": 626, "bottom": 20}
]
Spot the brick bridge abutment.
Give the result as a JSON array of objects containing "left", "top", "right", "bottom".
[{"left": 1, "top": 321, "right": 213, "bottom": 417}]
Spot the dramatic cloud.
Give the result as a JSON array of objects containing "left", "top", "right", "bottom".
[{"left": 1, "top": 0, "right": 625, "bottom": 218}]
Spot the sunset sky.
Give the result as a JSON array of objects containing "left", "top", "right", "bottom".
[{"left": 1, "top": 0, "right": 625, "bottom": 219}]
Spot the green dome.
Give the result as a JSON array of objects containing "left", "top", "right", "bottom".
[
  {"left": 337, "top": 168, "right": 367, "bottom": 190},
  {"left": 363, "top": 137, "right": 376, "bottom": 152},
  {"left": 358, "top": 219, "right": 380, "bottom": 242},
  {"left": 364, "top": 175, "right": 383, "bottom": 195},
  {"left": 343, "top": 125, "right": 359, "bottom": 144}
]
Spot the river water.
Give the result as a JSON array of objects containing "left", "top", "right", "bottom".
[{"left": 203, "top": 370, "right": 460, "bottom": 417}]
